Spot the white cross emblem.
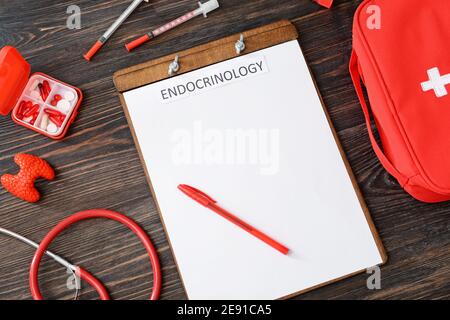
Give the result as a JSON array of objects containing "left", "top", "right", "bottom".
[{"left": 421, "top": 67, "right": 450, "bottom": 98}]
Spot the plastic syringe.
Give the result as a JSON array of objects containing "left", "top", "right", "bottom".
[
  {"left": 125, "top": 0, "right": 220, "bottom": 52},
  {"left": 84, "top": 0, "right": 148, "bottom": 61}
]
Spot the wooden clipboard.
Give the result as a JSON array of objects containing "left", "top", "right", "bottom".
[{"left": 113, "top": 20, "right": 387, "bottom": 299}]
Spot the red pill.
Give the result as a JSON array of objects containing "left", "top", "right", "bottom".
[
  {"left": 30, "top": 111, "right": 39, "bottom": 125},
  {"left": 38, "top": 84, "right": 47, "bottom": 101},
  {"left": 49, "top": 115, "right": 63, "bottom": 127},
  {"left": 50, "top": 100, "right": 57, "bottom": 106},
  {"left": 31, "top": 112, "right": 39, "bottom": 124},
  {"left": 16, "top": 101, "right": 26, "bottom": 119},
  {"left": 23, "top": 104, "right": 40, "bottom": 118},
  {"left": 54, "top": 94, "right": 62, "bottom": 101},
  {"left": 20, "top": 101, "right": 33, "bottom": 119},
  {"left": 43, "top": 80, "right": 51, "bottom": 96},
  {"left": 44, "top": 108, "right": 64, "bottom": 117}
]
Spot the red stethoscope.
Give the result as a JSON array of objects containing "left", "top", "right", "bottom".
[{"left": 28, "top": 209, "right": 162, "bottom": 300}]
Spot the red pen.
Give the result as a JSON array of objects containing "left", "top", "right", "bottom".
[{"left": 178, "top": 184, "right": 290, "bottom": 255}]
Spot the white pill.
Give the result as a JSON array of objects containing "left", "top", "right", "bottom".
[
  {"left": 64, "top": 91, "right": 76, "bottom": 101},
  {"left": 47, "top": 123, "right": 58, "bottom": 134},
  {"left": 39, "top": 114, "right": 49, "bottom": 130},
  {"left": 30, "top": 91, "right": 41, "bottom": 100},
  {"left": 30, "top": 80, "right": 39, "bottom": 91},
  {"left": 57, "top": 99, "right": 71, "bottom": 113}
]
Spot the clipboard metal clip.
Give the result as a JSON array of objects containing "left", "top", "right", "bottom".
[
  {"left": 235, "top": 34, "right": 246, "bottom": 55},
  {"left": 168, "top": 55, "right": 180, "bottom": 76}
]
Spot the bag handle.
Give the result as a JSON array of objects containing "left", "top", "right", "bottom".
[{"left": 349, "top": 50, "right": 407, "bottom": 186}]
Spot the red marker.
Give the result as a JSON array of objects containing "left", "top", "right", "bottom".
[{"left": 178, "top": 184, "right": 290, "bottom": 255}]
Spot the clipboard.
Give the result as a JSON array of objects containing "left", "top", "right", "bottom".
[{"left": 113, "top": 20, "right": 387, "bottom": 299}]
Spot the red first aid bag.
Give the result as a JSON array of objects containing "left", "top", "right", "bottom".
[{"left": 350, "top": 0, "right": 450, "bottom": 203}]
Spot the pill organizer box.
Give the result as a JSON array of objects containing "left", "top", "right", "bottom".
[{"left": 0, "top": 46, "right": 83, "bottom": 139}]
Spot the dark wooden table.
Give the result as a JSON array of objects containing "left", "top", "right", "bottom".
[{"left": 0, "top": 0, "right": 448, "bottom": 300}]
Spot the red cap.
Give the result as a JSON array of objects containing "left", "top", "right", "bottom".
[
  {"left": 0, "top": 46, "right": 31, "bottom": 116},
  {"left": 313, "top": 0, "right": 334, "bottom": 8},
  {"left": 83, "top": 41, "right": 104, "bottom": 62},
  {"left": 125, "top": 35, "right": 151, "bottom": 52}
]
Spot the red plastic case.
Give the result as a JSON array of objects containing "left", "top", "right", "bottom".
[{"left": 0, "top": 46, "right": 82, "bottom": 139}]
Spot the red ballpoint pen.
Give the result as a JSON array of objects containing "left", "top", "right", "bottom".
[{"left": 178, "top": 184, "right": 290, "bottom": 255}]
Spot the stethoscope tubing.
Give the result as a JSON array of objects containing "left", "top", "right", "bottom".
[{"left": 29, "top": 209, "right": 161, "bottom": 300}]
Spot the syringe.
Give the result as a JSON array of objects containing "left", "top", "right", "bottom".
[
  {"left": 84, "top": 0, "right": 149, "bottom": 61},
  {"left": 125, "top": 0, "right": 220, "bottom": 52}
]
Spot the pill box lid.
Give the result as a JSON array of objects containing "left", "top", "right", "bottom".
[{"left": 0, "top": 46, "right": 31, "bottom": 116}]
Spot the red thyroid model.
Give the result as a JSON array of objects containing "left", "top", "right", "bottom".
[{"left": 1, "top": 154, "right": 55, "bottom": 202}]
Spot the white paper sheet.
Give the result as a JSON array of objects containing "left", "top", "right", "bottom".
[{"left": 123, "top": 40, "right": 384, "bottom": 299}]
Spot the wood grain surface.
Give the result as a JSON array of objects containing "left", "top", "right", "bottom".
[{"left": 0, "top": 0, "right": 448, "bottom": 300}]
